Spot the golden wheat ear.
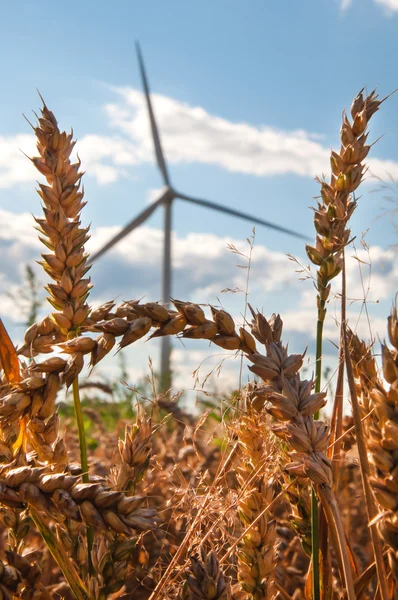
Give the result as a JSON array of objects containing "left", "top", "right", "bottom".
[
  {"left": 28, "top": 100, "right": 92, "bottom": 338},
  {"left": 181, "top": 549, "right": 231, "bottom": 600},
  {"left": 306, "top": 89, "right": 383, "bottom": 315},
  {"left": 235, "top": 413, "right": 278, "bottom": 598}
]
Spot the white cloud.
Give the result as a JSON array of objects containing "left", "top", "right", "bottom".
[
  {"left": 0, "top": 208, "right": 46, "bottom": 327},
  {"left": 0, "top": 208, "right": 41, "bottom": 258},
  {"left": 146, "top": 187, "right": 166, "bottom": 205},
  {"left": 104, "top": 88, "right": 331, "bottom": 178},
  {"left": 0, "top": 132, "right": 137, "bottom": 188},
  {"left": 172, "top": 347, "right": 243, "bottom": 395},
  {"left": 0, "top": 135, "right": 37, "bottom": 188},
  {"left": 374, "top": 0, "right": 398, "bottom": 12},
  {"left": 1, "top": 206, "right": 395, "bottom": 330},
  {"left": 0, "top": 204, "right": 398, "bottom": 400},
  {"left": 76, "top": 134, "right": 137, "bottom": 184},
  {"left": 340, "top": 0, "right": 352, "bottom": 11},
  {"left": 1, "top": 206, "right": 396, "bottom": 396},
  {"left": 104, "top": 86, "right": 398, "bottom": 182},
  {"left": 2, "top": 87, "right": 398, "bottom": 188},
  {"left": 340, "top": 0, "right": 398, "bottom": 15},
  {"left": 87, "top": 222, "right": 302, "bottom": 304}
]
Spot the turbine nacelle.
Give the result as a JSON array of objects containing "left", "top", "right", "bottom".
[{"left": 163, "top": 186, "right": 176, "bottom": 204}]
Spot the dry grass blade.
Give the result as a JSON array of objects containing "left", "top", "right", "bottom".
[
  {"left": 317, "top": 486, "right": 355, "bottom": 600},
  {"left": 348, "top": 304, "right": 398, "bottom": 592},
  {"left": 147, "top": 437, "right": 240, "bottom": 600},
  {"left": 0, "top": 319, "right": 21, "bottom": 385},
  {"left": 328, "top": 265, "right": 346, "bottom": 480},
  {"left": 344, "top": 319, "right": 390, "bottom": 600},
  {"left": 30, "top": 508, "right": 90, "bottom": 600}
]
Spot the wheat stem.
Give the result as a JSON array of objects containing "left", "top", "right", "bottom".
[
  {"left": 343, "top": 323, "right": 390, "bottom": 600},
  {"left": 311, "top": 311, "right": 325, "bottom": 600},
  {"left": 72, "top": 376, "right": 94, "bottom": 574},
  {"left": 72, "top": 377, "right": 88, "bottom": 481},
  {"left": 328, "top": 251, "right": 346, "bottom": 486},
  {"left": 30, "top": 508, "right": 90, "bottom": 600},
  {"left": 317, "top": 486, "right": 356, "bottom": 600}
]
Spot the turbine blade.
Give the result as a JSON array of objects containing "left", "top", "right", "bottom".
[
  {"left": 90, "top": 195, "right": 165, "bottom": 263},
  {"left": 135, "top": 41, "right": 170, "bottom": 187},
  {"left": 176, "top": 192, "right": 309, "bottom": 241}
]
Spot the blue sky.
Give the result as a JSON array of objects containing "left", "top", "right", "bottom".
[{"left": 1, "top": 0, "right": 398, "bottom": 397}]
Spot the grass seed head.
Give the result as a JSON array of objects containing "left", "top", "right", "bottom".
[
  {"left": 30, "top": 101, "right": 91, "bottom": 338},
  {"left": 307, "top": 90, "right": 382, "bottom": 314}
]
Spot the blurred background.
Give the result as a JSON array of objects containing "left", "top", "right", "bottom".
[{"left": 1, "top": 0, "right": 398, "bottom": 403}]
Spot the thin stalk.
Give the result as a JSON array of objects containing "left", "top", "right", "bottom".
[
  {"left": 238, "top": 230, "right": 254, "bottom": 400},
  {"left": 329, "top": 339, "right": 345, "bottom": 483},
  {"left": 30, "top": 508, "right": 90, "bottom": 600},
  {"left": 343, "top": 324, "right": 390, "bottom": 600},
  {"left": 329, "top": 253, "right": 346, "bottom": 484},
  {"left": 314, "top": 309, "right": 325, "bottom": 410},
  {"left": 72, "top": 376, "right": 94, "bottom": 574},
  {"left": 311, "top": 491, "right": 320, "bottom": 599},
  {"left": 312, "top": 308, "right": 325, "bottom": 600},
  {"left": 317, "top": 486, "right": 356, "bottom": 600},
  {"left": 273, "top": 581, "right": 294, "bottom": 600},
  {"left": 72, "top": 377, "right": 89, "bottom": 481},
  {"left": 353, "top": 553, "right": 389, "bottom": 600}
]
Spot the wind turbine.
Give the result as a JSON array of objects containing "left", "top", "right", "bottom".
[{"left": 90, "top": 42, "right": 308, "bottom": 392}]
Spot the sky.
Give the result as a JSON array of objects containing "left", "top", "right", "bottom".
[{"left": 1, "top": 0, "right": 398, "bottom": 404}]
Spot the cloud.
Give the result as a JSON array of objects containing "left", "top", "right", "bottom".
[
  {"left": 2, "top": 87, "right": 398, "bottom": 188},
  {"left": 104, "top": 88, "right": 332, "bottom": 179},
  {"left": 339, "top": 0, "right": 398, "bottom": 15},
  {"left": 76, "top": 134, "right": 137, "bottom": 184},
  {"left": 0, "top": 132, "right": 137, "bottom": 188},
  {"left": 104, "top": 86, "right": 398, "bottom": 182},
  {"left": 0, "top": 208, "right": 41, "bottom": 269},
  {"left": 0, "top": 208, "right": 46, "bottom": 330},
  {"left": 0, "top": 135, "right": 37, "bottom": 188},
  {"left": 1, "top": 206, "right": 395, "bottom": 329},
  {"left": 86, "top": 221, "right": 398, "bottom": 370},
  {"left": 340, "top": 0, "right": 352, "bottom": 10},
  {"left": 374, "top": 0, "right": 398, "bottom": 12},
  {"left": 1, "top": 206, "right": 396, "bottom": 395},
  {"left": 146, "top": 187, "right": 166, "bottom": 205},
  {"left": 87, "top": 222, "right": 304, "bottom": 304}
]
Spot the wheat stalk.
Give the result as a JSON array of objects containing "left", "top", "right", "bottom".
[
  {"left": 349, "top": 306, "right": 398, "bottom": 590},
  {"left": 305, "top": 89, "right": 384, "bottom": 600}
]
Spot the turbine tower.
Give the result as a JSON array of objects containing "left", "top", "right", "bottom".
[{"left": 91, "top": 42, "right": 307, "bottom": 392}]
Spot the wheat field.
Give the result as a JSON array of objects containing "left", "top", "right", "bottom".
[{"left": 0, "top": 90, "right": 397, "bottom": 600}]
